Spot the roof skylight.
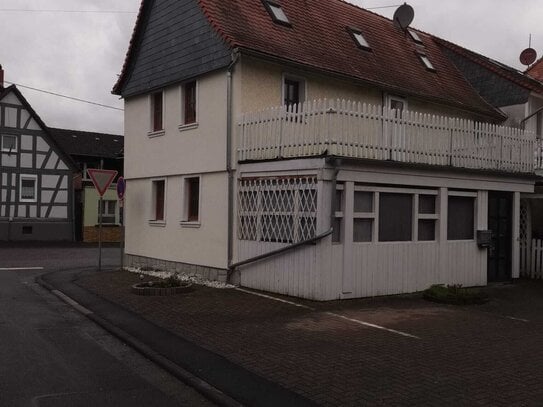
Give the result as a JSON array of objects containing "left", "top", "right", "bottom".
[
  {"left": 408, "top": 29, "right": 423, "bottom": 44},
  {"left": 265, "top": 2, "right": 291, "bottom": 26},
  {"left": 418, "top": 54, "right": 436, "bottom": 71},
  {"left": 348, "top": 28, "right": 371, "bottom": 51}
]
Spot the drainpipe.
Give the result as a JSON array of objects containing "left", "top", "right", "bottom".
[{"left": 227, "top": 50, "right": 240, "bottom": 279}]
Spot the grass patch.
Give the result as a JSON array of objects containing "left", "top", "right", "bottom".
[{"left": 423, "top": 284, "right": 489, "bottom": 305}]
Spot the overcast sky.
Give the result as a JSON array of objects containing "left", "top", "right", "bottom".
[{"left": 0, "top": 0, "right": 541, "bottom": 135}]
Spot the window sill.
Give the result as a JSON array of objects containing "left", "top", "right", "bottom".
[
  {"left": 147, "top": 129, "right": 165, "bottom": 138},
  {"left": 148, "top": 220, "right": 166, "bottom": 227},
  {"left": 180, "top": 221, "right": 201, "bottom": 228},
  {"left": 178, "top": 122, "right": 198, "bottom": 132}
]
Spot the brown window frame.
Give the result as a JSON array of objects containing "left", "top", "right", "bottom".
[
  {"left": 185, "top": 177, "right": 200, "bottom": 222},
  {"left": 151, "top": 91, "right": 163, "bottom": 132},
  {"left": 153, "top": 179, "right": 165, "bottom": 222},
  {"left": 183, "top": 81, "right": 197, "bottom": 125}
]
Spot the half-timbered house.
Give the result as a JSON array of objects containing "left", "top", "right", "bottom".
[
  {"left": 113, "top": 0, "right": 542, "bottom": 300},
  {"left": 0, "top": 78, "right": 75, "bottom": 241}
]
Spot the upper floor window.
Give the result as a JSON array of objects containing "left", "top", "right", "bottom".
[
  {"left": 1, "top": 134, "right": 17, "bottom": 153},
  {"left": 182, "top": 81, "right": 197, "bottom": 126},
  {"left": 151, "top": 91, "right": 163, "bottom": 133},
  {"left": 20, "top": 175, "right": 37, "bottom": 202},
  {"left": 283, "top": 75, "right": 305, "bottom": 109},
  {"left": 417, "top": 53, "right": 436, "bottom": 72},
  {"left": 386, "top": 95, "right": 407, "bottom": 118},
  {"left": 408, "top": 29, "right": 423, "bottom": 45},
  {"left": 263, "top": 1, "right": 291, "bottom": 26},
  {"left": 348, "top": 28, "right": 371, "bottom": 51}
]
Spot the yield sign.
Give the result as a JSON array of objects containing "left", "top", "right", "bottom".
[{"left": 87, "top": 169, "right": 118, "bottom": 197}]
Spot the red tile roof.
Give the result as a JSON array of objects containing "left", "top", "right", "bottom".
[
  {"left": 527, "top": 58, "right": 543, "bottom": 82},
  {"left": 115, "top": 0, "right": 505, "bottom": 120}
]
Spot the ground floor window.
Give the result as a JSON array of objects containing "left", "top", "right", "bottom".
[
  {"left": 339, "top": 184, "right": 439, "bottom": 243},
  {"left": 238, "top": 176, "right": 317, "bottom": 243},
  {"left": 20, "top": 175, "right": 37, "bottom": 202},
  {"left": 151, "top": 179, "right": 166, "bottom": 222},
  {"left": 447, "top": 194, "right": 475, "bottom": 240},
  {"left": 99, "top": 200, "right": 117, "bottom": 224},
  {"left": 182, "top": 176, "right": 200, "bottom": 223},
  {"left": 378, "top": 193, "right": 412, "bottom": 242}
]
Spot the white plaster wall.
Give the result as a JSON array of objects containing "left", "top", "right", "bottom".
[
  {"left": 124, "top": 70, "right": 228, "bottom": 180},
  {"left": 125, "top": 172, "right": 229, "bottom": 269},
  {"left": 237, "top": 56, "right": 483, "bottom": 122}
]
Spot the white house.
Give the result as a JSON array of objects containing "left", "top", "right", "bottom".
[{"left": 113, "top": 0, "right": 541, "bottom": 300}]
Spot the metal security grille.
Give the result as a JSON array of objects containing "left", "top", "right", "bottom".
[
  {"left": 520, "top": 200, "right": 529, "bottom": 241},
  {"left": 238, "top": 176, "right": 318, "bottom": 243}
]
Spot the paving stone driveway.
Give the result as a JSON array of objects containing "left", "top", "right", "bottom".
[{"left": 78, "top": 271, "right": 543, "bottom": 406}]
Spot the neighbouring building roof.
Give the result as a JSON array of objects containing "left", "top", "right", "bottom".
[
  {"left": 527, "top": 58, "right": 543, "bottom": 82},
  {"left": 436, "top": 37, "right": 543, "bottom": 105},
  {"left": 114, "top": 0, "right": 507, "bottom": 120},
  {"left": 0, "top": 85, "right": 77, "bottom": 170},
  {"left": 48, "top": 128, "right": 124, "bottom": 159}
]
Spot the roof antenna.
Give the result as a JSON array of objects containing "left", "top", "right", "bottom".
[
  {"left": 519, "top": 34, "right": 537, "bottom": 68},
  {"left": 393, "top": 3, "right": 414, "bottom": 31}
]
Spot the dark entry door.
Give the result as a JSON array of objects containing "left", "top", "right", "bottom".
[{"left": 487, "top": 192, "right": 512, "bottom": 282}]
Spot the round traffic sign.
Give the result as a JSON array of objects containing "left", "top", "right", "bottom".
[{"left": 117, "top": 176, "right": 126, "bottom": 200}]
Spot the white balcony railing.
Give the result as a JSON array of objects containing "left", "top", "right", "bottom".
[{"left": 238, "top": 99, "right": 539, "bottom": 173}]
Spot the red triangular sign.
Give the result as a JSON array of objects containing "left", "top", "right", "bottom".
[{"left": 87, "top": 169, "right": 118, "bottom": 197}]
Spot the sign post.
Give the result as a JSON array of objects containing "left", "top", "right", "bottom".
[
  {"left": 87, "top": 169, "right": 118, "bottom": 271},
  {"left": 117, "top": 177, "right": 126, "bottom": 271}
]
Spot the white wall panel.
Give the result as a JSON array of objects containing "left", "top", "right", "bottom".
[
  {"left": 5, "top": 107, "right": 17, "bottom": 127},
  {"left": 2, "top": 93, "right": 21, "bottom": 105},
  {"left": 21, "top": 135, "right": 33, "bottom": 150},
  {"left": 49, "top": 206, "right": 68, "bottom": 219}
]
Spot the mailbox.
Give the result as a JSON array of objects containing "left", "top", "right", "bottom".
[{"left": 477, "top": 230, "right": 493, "bottom": 248}]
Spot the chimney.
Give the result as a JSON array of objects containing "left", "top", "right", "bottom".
[{"left": 0, "top": 65, "right": 4, "bottom": 90}]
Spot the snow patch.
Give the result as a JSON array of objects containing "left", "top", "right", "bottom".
[{"left": 126, "top": 267, "right": 235, "bottom": 289}]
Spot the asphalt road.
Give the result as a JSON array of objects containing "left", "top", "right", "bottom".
[{"left": 0, "top": 245, "right": 214, "bottom": 407}]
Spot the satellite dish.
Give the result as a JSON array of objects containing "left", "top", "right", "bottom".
[
  {"left": 393, "top": 3, "right": 414, "bottom": 30},
  {"left": 520, "top": 47, "right": 537, "bottom": 66}
]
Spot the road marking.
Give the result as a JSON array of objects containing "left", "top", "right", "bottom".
[
  {"left": 505, "top": 316, "right": 529, "bottom": 322},
  {"left": 236, "top": 288, "right": 314, "bottom": 310},
  {"left": 324, "top": 311, "right": 420, "bottom": 339},
  {"left": 236, "top": 287, "right": 419, "bottom": 339},
  {"left": 0, "top": 267, "right": 44, "bottom": 271}
]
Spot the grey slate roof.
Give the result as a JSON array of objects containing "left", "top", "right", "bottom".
[
  {"left": 48, "top": 128, "right": 124, "bottom": 159},
  {"left": 112, "top": 0, "right": 232, "bottom": 97}
]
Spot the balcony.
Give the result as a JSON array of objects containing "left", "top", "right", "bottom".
[{"left": 238, "top": 99, "right": 540, "bottom": 174}]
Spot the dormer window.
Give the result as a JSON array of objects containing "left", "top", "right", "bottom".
[
  {"left": 263, "top": 1, "right": 291, "bottom": 26},
  {"left": 418, "top": 53, "right": 436, "bottom": 71},
  {"left": 408, "top": 29, "right": 423, "bottom": 45},
  {"left": 348, "top": 28, "right": 371, "bottom": 51}
]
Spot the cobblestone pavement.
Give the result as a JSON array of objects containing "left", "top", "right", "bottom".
[{"left": 78, "top": 271, "right": 543, "bottom": 406}]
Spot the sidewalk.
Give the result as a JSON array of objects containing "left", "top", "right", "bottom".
[
  {"left": 42, "top": 269, "right": 543, "bottom": 406},
  {"left": 39, "top": 269, "right": 315, "bottom": 407}
]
